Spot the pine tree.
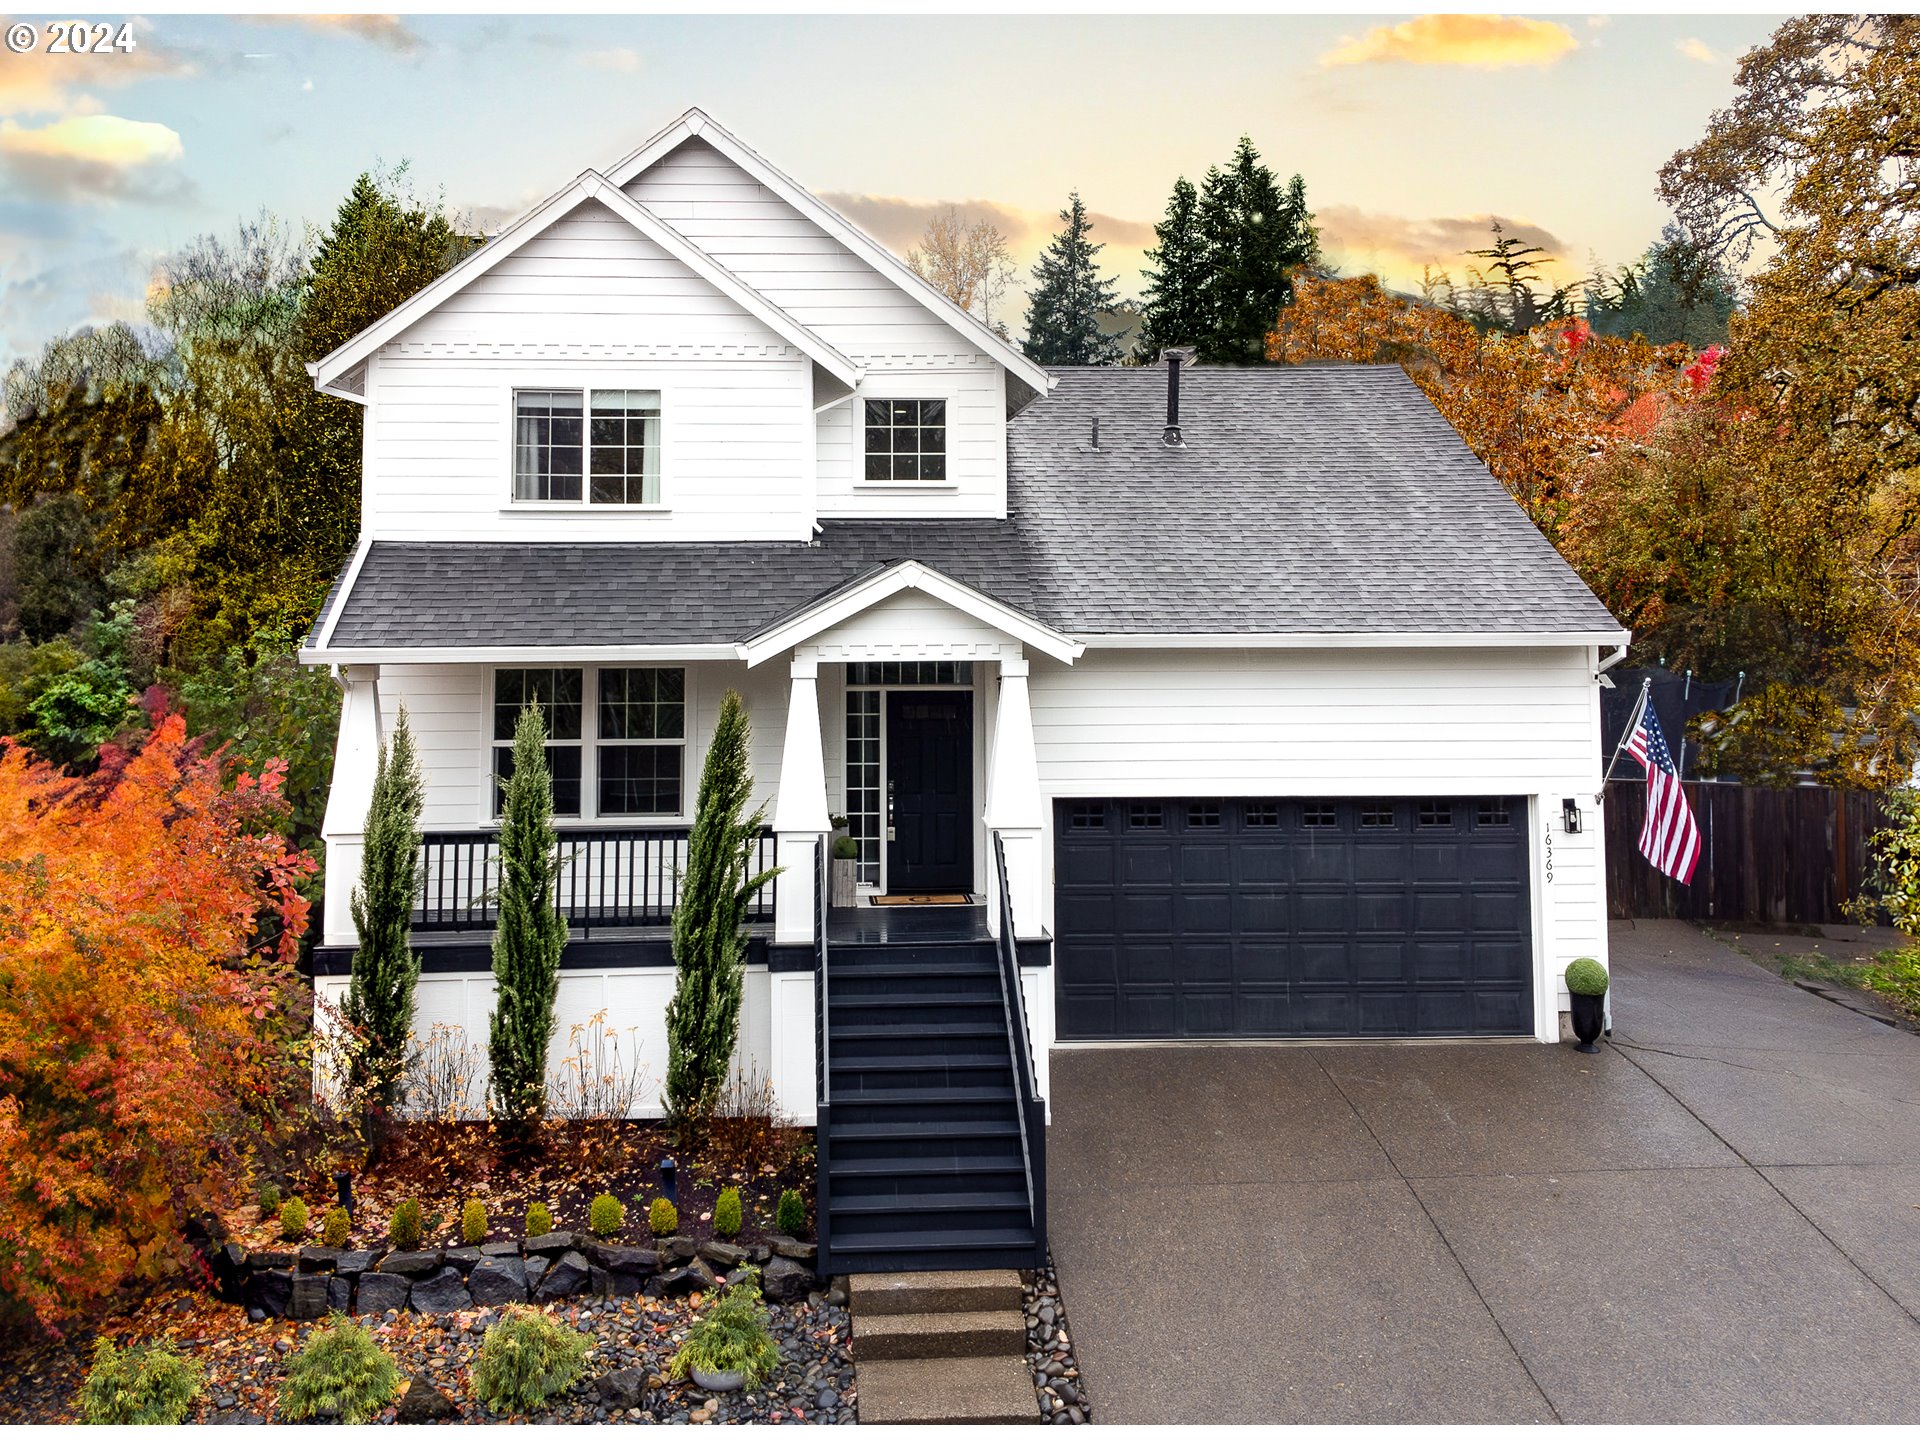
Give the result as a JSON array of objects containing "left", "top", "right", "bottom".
[
  {"left": 1136, "top": 177, "right": 1206, "bottom": 361},
  {"left": 1193, "top": 137, "right": 1319, "bottom": 364},
  {"left": 664, "top": 690, "right": 778, "bottom": 1129},
  {"left": 344, "top": 705, "right": 424, "bottom": 1116},
  {"left": 487, "top": 705, "right": 567, "bottom": 1148},
  {"left": 1022, "top": 192, "right": 1123, "bottom": 366}
]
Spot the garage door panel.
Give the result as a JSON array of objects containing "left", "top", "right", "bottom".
[{"left": 1055, "top": 797, "right": 1533, "bottom": 1041}]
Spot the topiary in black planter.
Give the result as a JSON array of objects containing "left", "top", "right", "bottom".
[{"left": 1564, "top": 958, "right": 1609, "bottom": 1053}]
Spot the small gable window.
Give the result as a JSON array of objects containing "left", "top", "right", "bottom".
[
  {"left": 515, "top": 389, "right": 661, "bottom": 504},
  {"left": 864, "top": 398, "right": 946, "bottom": 482}
]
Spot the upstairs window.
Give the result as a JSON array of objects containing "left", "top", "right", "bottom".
[
  {"left": 515, "top": 388, "right": 661, "bottom": 504},
  {"left": 864, "top": 398, "right": 946, "bottom": 482}
]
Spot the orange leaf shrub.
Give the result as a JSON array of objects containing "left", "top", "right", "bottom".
[{"left": 0, "top": 711, "right": 314, "bottom": 1329}]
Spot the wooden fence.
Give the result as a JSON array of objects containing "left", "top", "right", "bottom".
[{"left": 1604, "top": 779, "right": 1887, "bottom": 925}]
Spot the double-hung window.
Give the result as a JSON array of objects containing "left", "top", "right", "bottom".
[
  {"left": 493, "top": 668, "right": 584, "bottom": 816},
  {"left": 863, "top": 398, "right": 946, "bottom": 482},
  {"left": 514, "top": 389, "right": 661, "bottom": 504},
  {"left": 491, "top": 666, "right": 685, "bottom": 820},
  {"left": 597, "top": 668, "right": 685, "bottom": 816}
]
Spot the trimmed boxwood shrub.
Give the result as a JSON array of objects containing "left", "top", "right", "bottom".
[
  {"left": 1565, "top": 958, "right": 1610, "bottom": 996},
  {"left": 473, "top": 1305, "right": 589, "bottom": 1414},
  {"left": 389, "top": 1198, "right": 423, "bottom": 1249},
  {"left": 775, "top": 1189, "right": 805, "bottom": 1237},
  {"left": 588, "top": 1194, "right": 625, "bottom": 1237},
  {"left": 462, "top": 1199, "right": 488, "bottom": 1245},
  {"left": 525, "top": 1201, "right": 553, "bottom": 1238},
  {"left": 277, "top": 1196, "right": 308, "bottom": 1241},
  {"left": 258, "top": 1182, "right": 281, "bottom": 1215},
  {"left": 648, "top": 1198, "right": 678, "bottom": 1237},
  {"left": 79, "top": 1338, "right": 203, "bottom": 1424},
  {"left": 321, "top": 1205, "right": 351, "bottom": 1250},
  {"left": 713, "top": 1187, "right": 741, "bottom": 1239},
  {"left": 277, "top": 1316, "right": 402, "bottom": 1424}
]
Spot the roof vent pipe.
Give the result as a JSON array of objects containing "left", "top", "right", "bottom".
[
  {"left": 1091, "top": 415, "right": 1100, "bottom": 449},
  {"left": 1161, "top": 348, "right": 1187, "bottom": 447}
]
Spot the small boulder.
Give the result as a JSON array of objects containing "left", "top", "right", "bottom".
[
  {"left": 523, "top": 1230, "right": 577, "bottom": 1257},
  {"left": 327, "top": 1276, "right": 353, "bottom": 1313},
  {"left": 596, "top": 1370, "right": 646, "bottom": 1410},
  {"left": 698, "top": 1241, "right": 749, "bottom": 1271},
  {"left": 658, "top": 1259, "right": 717, "bottom": 1297},
  {"left": 441, "top": 1247, "right": 482, "bottom": 1273},
  {"left": 409, "top": 1266, "right": 470, "bottom": 1315},
  {"left": 760, "top": 1256, "right": 815, "bottom": 1305},
  {"left": 252, "top": 1249, "right": 300, "bottom": 1270},
  {"left": 335, "top": 1250, "right": 380, "bottom": 1278},
  {"left": 354, "top": 1271, "right": 410, "bottom": 1315},
  {"left": 480, "top": 1241, "right": 520, "bottom": 1258},
  {"left": 467, "top": 1255, "right": 529, "bottom": 1307},
  {"left": 535, "top": 1251, "right": 590, "bottom": 1302},
  {"left": 767, "top": 1237, "right": 817, "bottom": 1264},
  {"left": 748, "top": 1245, "right": 773, "bottom": 1266},
  {"left": 395, "top": 1373, "right": 458, "bottom": 1424},
  {"left": 243, "top": 1268, "right": 292, "bottom": 1318},
  {"left": 524, "top": 1257, "right": 549, "bottom": 1291},
  {"left": 593, "top": 1243, "right": 661, "bottom": 1276},
  {"left": 288, "top": 1272, "right": 331, "bottom": 1321},
  {"left": 298, "top": 1247, "right": 341, "bottom": 1273},
  {"left": 658, "top": 1236, "right": 697, "bottom": 1262},
  {"left": 378, "top": 1249, "right": 443, "bottom": 1277}
]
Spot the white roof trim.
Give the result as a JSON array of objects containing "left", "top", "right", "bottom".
[
  {"left": 299, "top": 643, "right": 744, "bottom": 667},
  {"left": 309, "top": 168, "right": 861, "bottom": 393},
  {"left": 737, "top": 561, "right": 1083, "bottom": 668},
  {"left": 605, "top": 108, "right": 1056, "bottom": 398},
  {"left": 313, "top": 533, "right": 374, "bottom": 651},
  {"left": 1077, "top": 630, "right": 1633, "bottom": 650}
]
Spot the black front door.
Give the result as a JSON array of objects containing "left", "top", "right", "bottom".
[{"left": 886, "top": 691, "right": 973, "bottom": 893}]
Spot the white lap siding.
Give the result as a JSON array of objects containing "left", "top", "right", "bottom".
[{"left": 1026, "top": 645, "right": 1610, "bottom": 1039}]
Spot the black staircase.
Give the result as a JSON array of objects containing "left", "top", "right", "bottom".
[{"left": 813, "top": 833, "right": 1046, "bottom": 1274}]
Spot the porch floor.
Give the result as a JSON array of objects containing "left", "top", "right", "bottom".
[{"left": 826, "top": 901, "right": 990, "bottom": 944}]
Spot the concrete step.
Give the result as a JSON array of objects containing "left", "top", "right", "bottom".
[
  {"left": 855, "top": 1354, "right": 1038, "bottom": 1424},
  {"left": 854, "top": 1307, "right": 1026, "bottom": 1361},
  {"left": 849, "top": 1268, "right": 1025, "bottom": 1316}
]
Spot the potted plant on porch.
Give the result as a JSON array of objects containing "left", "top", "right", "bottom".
[
  {"left": 1564, "top": 958, "right": 1609, "bottom": 1053},
  {"left": 827, "top": 814, "right": 858, "bottom": 908}
]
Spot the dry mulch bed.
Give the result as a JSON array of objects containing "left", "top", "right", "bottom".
[{"left": 0, "top": 1283, "right": 855, "bottom": 1425}]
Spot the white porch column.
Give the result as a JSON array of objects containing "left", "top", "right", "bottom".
[
  {"left": 985, "top": 653, "right": 1047, "bottom": 939},
  {"left": 771, "top": 653, "right": 830, "bottom": 945},
  {"left": 320, "top": 664, "right": 383, "bottom": 948}
]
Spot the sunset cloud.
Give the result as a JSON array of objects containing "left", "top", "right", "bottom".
[
  {"left": 1318, "top": 204, "right": 1573, "bottom": 282},
  {"left": 0, "top": 113, "right": 188, "bottom": 202},
  {"left": 245, "top": 14, "right": 424, "bottom": 53},
  {"left": 1320, "top": 15, "right": 1579, "bottom": 70},
  {"left": 818, "top": 192, "right": 1154, "bottom": 258},
  {"left": 0, "top": 29, "right": 196, "bottom": 118},
  {"left": 1676, "top": 38, "right": 1719, "bottom": 65}
]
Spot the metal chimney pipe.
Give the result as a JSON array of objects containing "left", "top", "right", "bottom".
[{"left": 1163, "top": 352, "right": 1183, "bottom": 447}]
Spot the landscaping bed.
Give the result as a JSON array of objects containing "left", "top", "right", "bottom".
[{"left": 0, "top": 1284, "right": 854, "bottom": 1424}]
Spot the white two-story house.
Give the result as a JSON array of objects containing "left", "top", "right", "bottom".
[{"left": 300, "top": 107, "right": 1628, "bottom": 1273}]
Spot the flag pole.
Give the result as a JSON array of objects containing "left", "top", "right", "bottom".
[{"left": 1595, "top": 677, "right": 1652, "bottom": 805}]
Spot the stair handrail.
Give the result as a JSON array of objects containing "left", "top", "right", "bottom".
[
  {"left": 990, "top": 830, "right": 1045, "bottom": 1258},
  {"left": 817, "top": 833, "right": 833, "bottom": 1274}
]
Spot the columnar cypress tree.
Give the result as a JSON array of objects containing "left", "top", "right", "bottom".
[
  {"left": 664, "top": 690, "right": 778, "bottom": 1129},
  {"left": 344, "top": 705, "right": 424, "bottom": 1115},
  {"left": 487, "top": 705, "right": 567, "bottom": 1148},
  {"left": 1193, "top": 137, "right": 1319, "bottom": 364},
  {"left": 1022, "top": 192, "right": 1124, "bottom": 366},
  {"left": 1136, "top": 177, "right": 1207, "bottom": 360}
]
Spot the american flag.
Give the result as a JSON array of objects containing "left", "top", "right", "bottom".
[{"left": 1626, "top": 693, "right": 1701, "bottom": 883}]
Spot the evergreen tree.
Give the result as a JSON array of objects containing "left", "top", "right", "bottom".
[
  {"left": 1136, "top": 177, "right": 1206, "bottom": 361},
  {"left": 1022, "top": 192, "right": 1123, "bottom": 366},
  {"left": 664, "top": 690, "right": 778, "bottom": 1129},
  {"left": 1457, "top": 222, "right": 1574, "bottom": 334},
  {"left": 1584, "top": 222, "right": 1739, "bottom": 348},
  {"left": 1193, "top": 137, "right": 1319, "bottom": 364},
  {"left": 344, "top": 705, "right": 424, "bottom": 1116},
  {"left": 487, "top": 705, "right": 567, "bottom": 1147}
]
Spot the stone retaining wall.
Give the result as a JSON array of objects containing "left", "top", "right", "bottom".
[{"left": 196, "top": 1227, "right": 820, "bottom": 1321}]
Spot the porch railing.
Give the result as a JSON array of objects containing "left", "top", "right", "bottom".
[
  {"left": 412, "top": 826, "right": 778, "bottom": 934},
  {"left": 813, "top": 835, "right": 834, "bottom": 1274},
  {"left": 991, "top": 830, "right": 1048, "bottom": 1266}
]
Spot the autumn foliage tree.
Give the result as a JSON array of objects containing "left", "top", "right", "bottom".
[{"left": 0, "top": 711, "right": 313, "bottom": 1330}]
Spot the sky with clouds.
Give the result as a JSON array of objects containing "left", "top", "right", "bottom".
[{"left": 0, "top": 11, "right": 1779, "bottom": 370}]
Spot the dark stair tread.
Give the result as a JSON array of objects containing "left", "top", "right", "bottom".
[
  {"left": 829, "top": 1086, "right": 1017, "bottom": 1106},
  {"left": 831, "top": 1118, "right": 1022, "bottom": 1140},
  {"left": 830, "top": 1054, "right": 1011, "bottom": 1071},
  {"left": 831, "top": 992, "right": 1005, "bottom": 1009},
  {"left": 829, "top": 1227, "right": 1038, "bottom": 1253},
  {"left": 830, "top": 1191, "right": 1030, "bottom": 1214},
  {"left": 827, "top": 959, "right": 998, "bottom": 977},
  {"left": 830, "top": 1022, "right": 1006, "bottom": 1040},
  {"left": 827, "top": 1155, "right": 1027, "bottom": 1177}
]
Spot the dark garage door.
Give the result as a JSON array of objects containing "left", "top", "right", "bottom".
[{"left": 1054, "top": 798, "right": 1533, "bottom": 1040}]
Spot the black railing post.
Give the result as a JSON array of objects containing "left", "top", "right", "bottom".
[{"left": 990, "top": 830, "right": 1047, "bottom": 1264}]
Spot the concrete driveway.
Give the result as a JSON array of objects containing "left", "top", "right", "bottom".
[{"left": 1047, "top": 920, "right": 1920, "bottom": 1423}]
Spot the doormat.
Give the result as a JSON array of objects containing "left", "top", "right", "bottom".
[{"left": 870, "top": 893, "right": 971, "bottom": 906}]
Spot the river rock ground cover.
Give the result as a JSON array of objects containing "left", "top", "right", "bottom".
[{"left": 0, "top": 1283, "right": 855, "bottom": 1424}]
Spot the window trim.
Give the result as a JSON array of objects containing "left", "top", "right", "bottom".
[
  {"left": 858, "top": 395, "right": 950, "bottom": 487},
  {"left": 506, "top": 384, "right": 670, "bottom": 511},
  {"left": 481, "top": 664, "right": 694, "bottom": 826}
]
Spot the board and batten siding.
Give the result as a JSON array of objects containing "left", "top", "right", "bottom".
[
  {"left": 1025, "top": 645, "right": 1610, "bottom": 1036},
  {"left": 623, "top": 137, "right": 1010, "bottom": 518},
  {"left": 362, "top": 200, "right": 817, "bottom": 543}
]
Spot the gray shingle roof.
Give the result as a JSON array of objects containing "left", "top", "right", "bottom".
[{"left": 314, "top": 364, "right": 1620, "bottom": 650}]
